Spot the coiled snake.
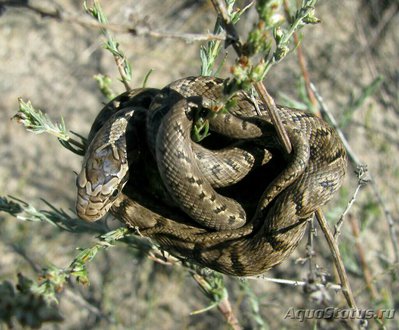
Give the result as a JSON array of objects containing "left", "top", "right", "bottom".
[{"left": 76, "top": 76, "right": 347, "bottom": 276}]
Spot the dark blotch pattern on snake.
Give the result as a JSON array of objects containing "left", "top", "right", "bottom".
[{"left": 76, "top": 76, "right": 347, "bottom": 276}]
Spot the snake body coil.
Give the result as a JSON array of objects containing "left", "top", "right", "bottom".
[{"left": 76, "top": 76, "right": 347, "bottom": 276}]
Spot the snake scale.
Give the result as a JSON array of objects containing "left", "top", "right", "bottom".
[{"left": 76, "top": 76, "right": 347, "bottom": 276}]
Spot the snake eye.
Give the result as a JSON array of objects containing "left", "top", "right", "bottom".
[
  {"left": 199, "top": 108, "right": 208, "bottom": 118},
  {"left": 111, "top": 189, "right": 119, "bottom": 198}
]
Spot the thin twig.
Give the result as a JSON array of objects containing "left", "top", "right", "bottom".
[
  {"left": 209, "top": 0, "right": 242, "bottom": 54},
  {"left": 246, "top": 275, "right": 343, "bottom": 291},
  {"left": 307, "top": 218, "right": 316, "bottom": 275},
  {"left": 210, "top": 0, "right": 292, "bottom": 154},
  {"left": 369, "top": 183, "right": 399, "bottom": 263},
  {"left": 114, "top": 53, "right": 131, "bottom": 91},
  {"left": 310, "top": 83, "right": 361, "bottom": 164},
  {"left": 63, "top": 289, "right": 111, "bottom": 321},
  {"left": 280, "top": 7, "right": 357, "bottom": 306},
  {"left": 191, "top": 273, "right": 241, "bottom": 330},
  {"left": 9, "top": 242, "right": 110, "bottom": 320},
  {"left": 83, "top": 1, "right": 133, "bottom": 91},
  {"left": 294, "top": 39, "right": 318, "bottom": 109},
  {"left": 311, "top": 83, "right": 399, "bottom": 264},
  {"left": 334, "top": 166, "right": 369, "bottom": 240},
  {"left": 283, "top": 0, "right": 318, "bottom": 110},
  {"left": 13, "top": 98, "right": 86, "bottom": 156},
  {"left": 349, "top": 215, "right": 379, "bottom": 300},
  {"left": 217, "top": 296, "right": 242, "bottom": 330},
  {"left": 254, "top": 82, "right": 292, "bottom": 154},
  {"left": 2, "top": 1, "right": 225, "bottom": 42},
  {"left": 315, "top": 209, "right": 357, "bottom": 309},
  {"left": 354, "top": 262, "right": 399, "bottom": 298}
]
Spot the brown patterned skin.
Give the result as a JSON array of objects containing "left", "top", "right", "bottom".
[
  {"left": 76, "top": 88, "right": 160, "bottom": 221},
  {"left": 76, "top": 76, "right": 347, "bottom": 276},
  {"left": 76, "top": 82, "right": 272, "bottom": 222}
]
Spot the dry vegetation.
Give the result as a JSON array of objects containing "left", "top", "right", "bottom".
[{"left": 0, "top": 0, "right": 398, "bottom": 329}]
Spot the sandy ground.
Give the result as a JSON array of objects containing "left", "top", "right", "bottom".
[{"left": 0, "top": 0, "right": 398, "bottom": 329}]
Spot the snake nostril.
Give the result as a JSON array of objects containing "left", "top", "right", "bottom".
[{"left": 111, "top": 189, "right": 119, "bottom": 198}]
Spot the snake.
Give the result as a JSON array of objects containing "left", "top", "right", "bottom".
[{"left": 76, "top": 76, "right": 347, "bottom": 276}]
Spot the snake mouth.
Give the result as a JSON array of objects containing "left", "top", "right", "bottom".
[
  {"left": 75, "top": 156, "right": 129, "bottom": 222},
  {"left": 76, "top": 175, "right": 126, "bottom": 222},
  {"left": 76, "top": 188, "right": 112, "bottom": 222}
]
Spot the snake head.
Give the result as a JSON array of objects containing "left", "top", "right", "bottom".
[
  {"left": 76, "top": 126, "right": 130, "bottom": 222},
  {"left": 76, "top": 155, "right": 129, "bottom": 222},
  {"left": 76, "top": 107, "right": 137, "bottom": 222}
]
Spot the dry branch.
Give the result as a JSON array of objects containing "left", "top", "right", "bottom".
[{"left": 1, "top": 0, "right": 226, "bottom": 42}]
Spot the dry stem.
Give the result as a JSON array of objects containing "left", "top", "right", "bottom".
[
  {"left": 283, "top": 0, "right": 318, "bottom": 111},
  {"left": 311, "top": 83, "right": 399, "bottom": 265},
  {"left": 192, "top": 274, "right": 242, "bottom": 330},
  {"left": 315, "top": 209, "right": 358, "bottom": 310},
  {"left": 210, "top": 0, "right": 292, "bottom": 155},
  {"left": 2, "top": 1, "right": 225, "bottom": 42},
  {"left": 349, "top": 215, "right": 378, "bottom": 300}
]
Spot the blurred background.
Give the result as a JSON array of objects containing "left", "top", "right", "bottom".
[{"left": 0, "top": 0, "right": 398, "bottom": 329}]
